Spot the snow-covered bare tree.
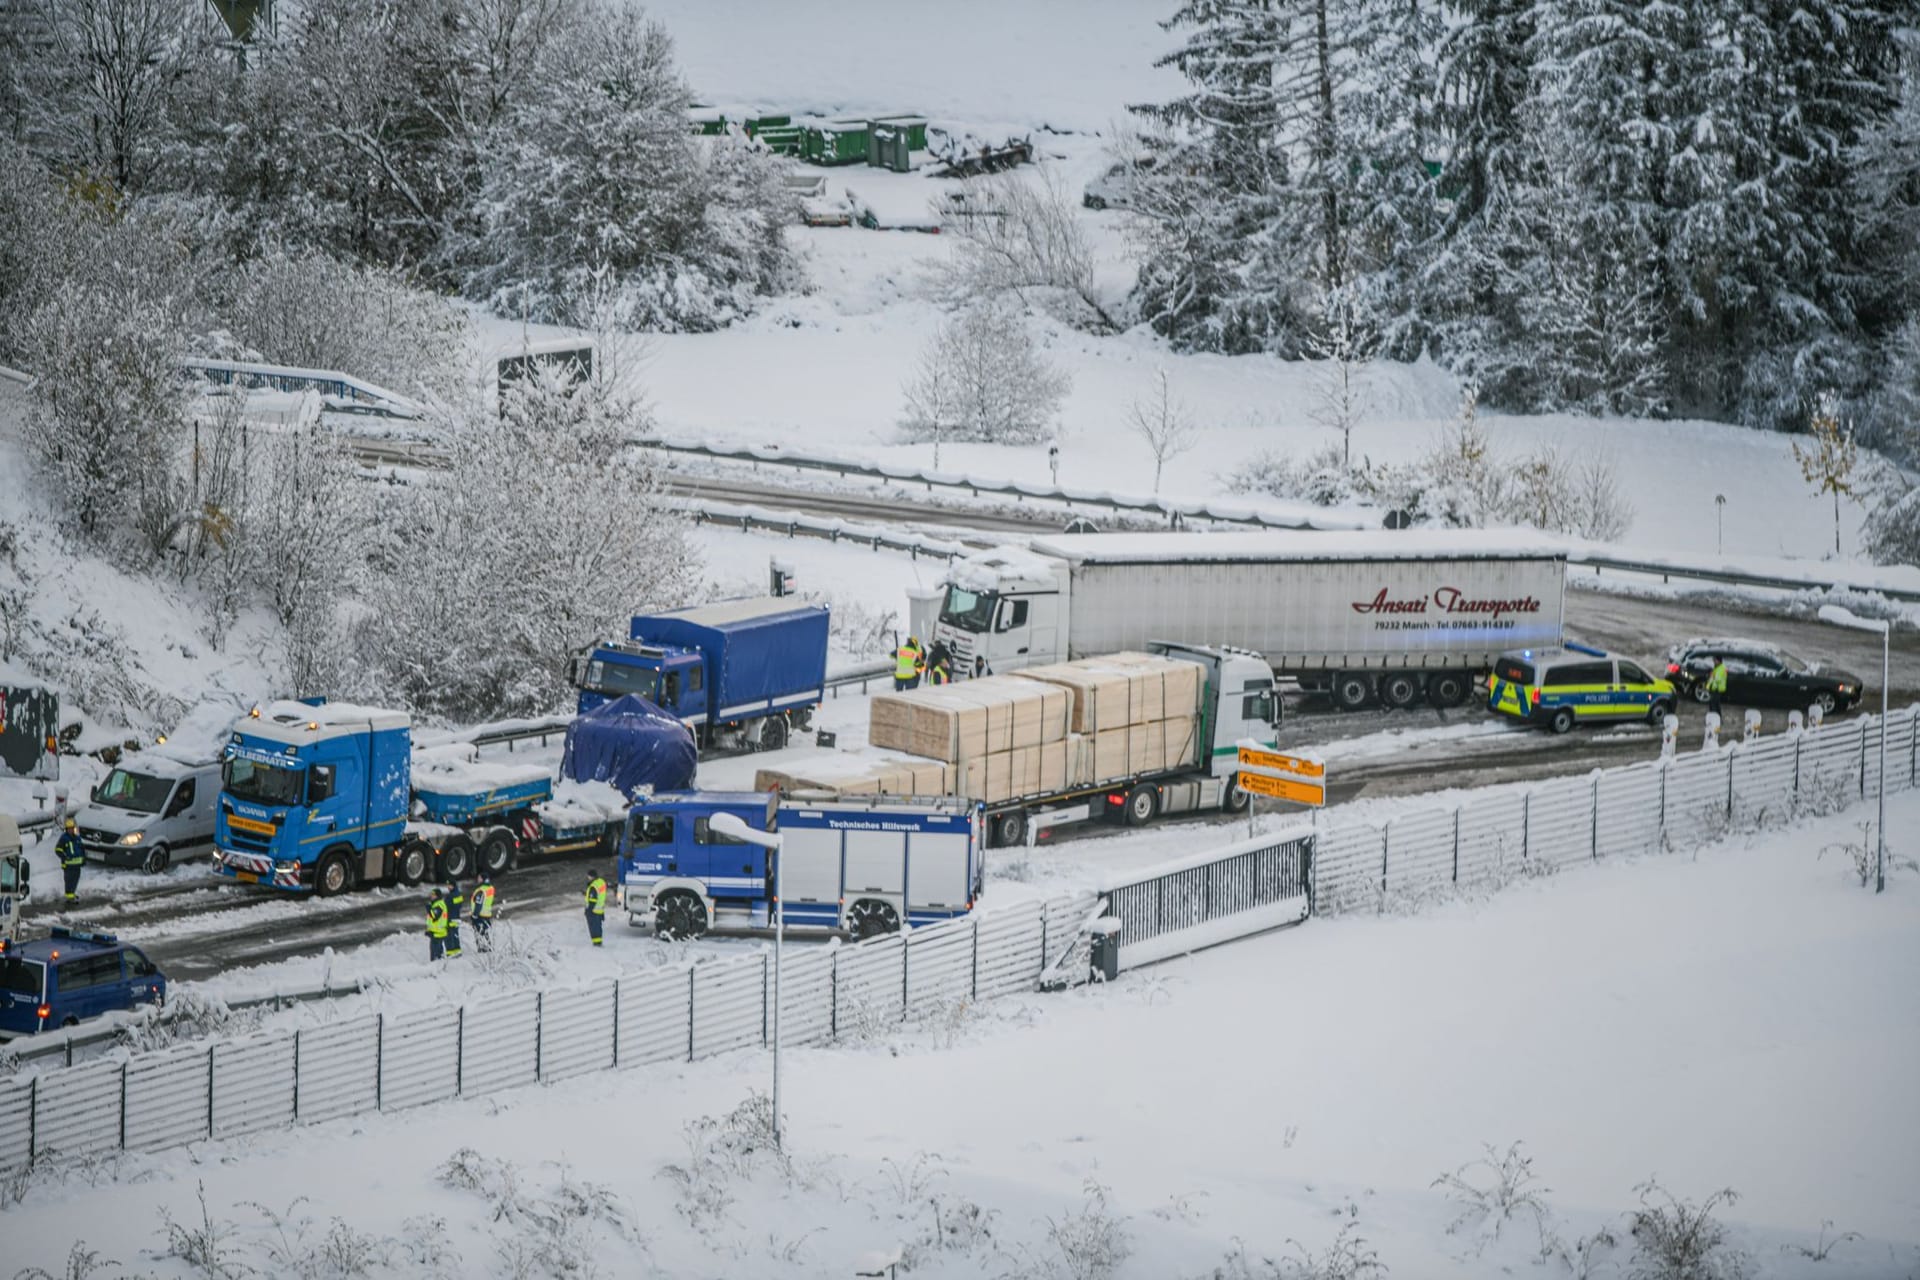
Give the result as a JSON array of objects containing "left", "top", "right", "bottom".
[
  {"left": 249, "top": 424, "right": 368, "bottom": 692},
  {"left": 355, "top": 367, "right": 697, "bottom": 719},
  {"left": 461, "top": 1, "right": 794, "bottom": 331},
  {"left": 1307, "top": 288, "right": 1379, "bottom": 466},
  {"left": 1128, "top": 369, "right": 1197, "bottom": 494},
  {"left": 900, "top": 302, "right": 1070, "bottom": 452},
  {"left": 934, "top": 171, "right": 1118, "bottom": 332},
  {"left": 21, "top": 0, "right": 214, "bottom": 196},
  {"left": 1793, "top": 395, "right": 1861, "bottom": 556},
  {"left": 18, "top": 281, "right": 189, "bottom": 540},
  {"left": 209, "top": 247, "right": 471, "bottom": 402}
]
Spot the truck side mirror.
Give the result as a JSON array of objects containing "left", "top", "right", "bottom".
[{"left": 309, "top": 764, "right": 335, "bottom": 803}]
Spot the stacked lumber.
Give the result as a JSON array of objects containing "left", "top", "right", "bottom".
[
  {"left": 754, "top": 750, "right": 952, "bottom": 799},
  {"left": 863, "top": 653, "right": 1206, "bottom": 804}
]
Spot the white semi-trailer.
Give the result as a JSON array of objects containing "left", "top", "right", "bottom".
[{"left": 926, "top": 531, "right": 1568, "bottom": 711}]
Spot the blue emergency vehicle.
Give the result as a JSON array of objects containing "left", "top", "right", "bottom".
[
  {"left": 0, "top": 926, "right": 166, "bottom": 1037},
  {"left": 618, "top": 791, "right": 984, "bottom": 939},
  {"left": 571, "top": 598, "right": 830, "bottom": 753}
]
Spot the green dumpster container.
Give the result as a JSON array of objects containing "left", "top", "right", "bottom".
[
  {"left": 868, "top": 123, "right": 911, "bottom": 173},
  {"left": 872, "top": 114, "right": 929, "bottom": 151},
  {"left": 802, "top": 118, "right": 872, "bottom": 166},
  {"left": 755, "top": 125, "right": 805, "bottom": 155},
  {"left": 688, "top": 105, "right": 728, "bottom": 136}
]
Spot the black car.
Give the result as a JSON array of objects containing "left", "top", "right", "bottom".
[{"left": 1663, "top": 638, "right": 1864, "bottom": 713}]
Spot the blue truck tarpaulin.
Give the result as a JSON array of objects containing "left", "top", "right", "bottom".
[{"left": 560, "top": 695, "right": 698, "bottom": 798}]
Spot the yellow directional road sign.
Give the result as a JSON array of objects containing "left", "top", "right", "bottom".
[
  {"left": 1237, "top": 745, "right": 1325, "bottom": 779},
  {"left": 1238, "top": 770, "right": 1326, "bottom": 806}
]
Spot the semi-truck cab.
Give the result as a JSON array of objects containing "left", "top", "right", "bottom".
[
  {"left": 618, "top": 791, "right": 983, "bottom": 939},
  {"left": 214, "top": 701, "right": 412, "bottom": 892},
  {"left": 573, "top": 598, "right": 830, "bottom": 753}
]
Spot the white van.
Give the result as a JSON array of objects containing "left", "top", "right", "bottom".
[
  {"left": 0, "top": 815, "right": 25, "bottom": 942},
  {"left": 75, "top": 751, "right": 221, "bottom": 874}
]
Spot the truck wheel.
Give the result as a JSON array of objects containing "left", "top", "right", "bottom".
[
  {"left": 1379, "top": 673, "right": 1421, "bottom": 709},
  {"left": 396, "top": 840, "right": 432, "bottom": 886},
  {"left": 479, "top": 831, "right": 516, "bottom": 876},
  {"left": 758, "top": 716, "right": 789, "bottom": 752},
  {"left": 1549, "top": 707, "right": 1576, "bottom": 735},
  {"left": 140, "top": 844, "right": 171, "bottom": 875},
  {"left": 849, "top": 900, "right": 899, "bottom": 939},
  {"left": 1124, "top": 785, "right": 1158, "bottom": 826},
  {"left": 991, "top": 810, "right": 1027, "bottom": 849},
  {"left": 1332, "top": 673, "right": 1373, "bottom": 711},
  {"left": 315, "top": 849, "right": 355, "bottom": 897},
  {"left": 1427, "top": 671, "right": 1470, "bottom": 708},
  {"left": 438, "top": 835, "right": 475, "bottom": 881},
  {"left": 654, "top": 892, "right": 708, "bottom": 940},
  {"left": 1223, "top": 778, "right": 1251, "bottom": 814}
]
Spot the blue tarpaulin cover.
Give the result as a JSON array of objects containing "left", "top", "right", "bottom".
[{"left": 560, "top": 695, "right": 697, "bottom": 798}]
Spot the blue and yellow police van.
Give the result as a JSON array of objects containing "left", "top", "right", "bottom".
[
  {"left": 0, "top": 926, "right": 167, "bottom": 1037},
  {"left": 1487, "top": 643, "right": 1677, "bottom": 734}
]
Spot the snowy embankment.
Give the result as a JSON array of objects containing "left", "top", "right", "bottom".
[{"left": 9, "top": 791, "right": 1916, "bottom": 1277}]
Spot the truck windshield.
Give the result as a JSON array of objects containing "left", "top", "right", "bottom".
[
  {"left": 94, "top": 769, "right": 173, "bottom": 813},
  {"left": 0, "top": 957, "right": 42, "bottom": 998},
  {"left": 578, "top": 657, "right": 659, "bottom": 701},
  {"left": 939, "top": 586, "right": 997, "bottom": 631},
  {"left": 222, "top": 756, "right": 306, "bottom": 806}
]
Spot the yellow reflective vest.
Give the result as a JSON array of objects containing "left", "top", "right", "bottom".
[
  {"left": 472, "top": 883, "right": 496, "bottom": 918},
  {"left": 585, "top": 877, "right": 607, "bottom": 915},
  {"left": 426, "top": 898, "right": 449, "bottom": 938}
]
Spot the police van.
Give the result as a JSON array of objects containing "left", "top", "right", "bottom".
[
  {"left": 0, "top": 926, "right": 167, "bottom": 1037},
  {"left": 1487, "top": 643, "right": 1677, "bottom": 734}
]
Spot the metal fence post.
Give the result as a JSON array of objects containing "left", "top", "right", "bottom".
[
  {"left": 292, "top": 1028, "right": 301, "bottom": 1121},
  {"left": 970, "top": 916, "right": 980, "bottom": 1001},
  {"left": 686, "top": 969, "right": 696, "bottom": 1063},
  {"left": 1451, "top": 809, "right": 1460, "bottom": 883},
  {"left": 1380, "top": 821, "right": 1390, "bottom": 898},
  {"left": 1522, "top": 792, "right": 1531, "bottom": 862},
  {"left": 206, "top": 1045, "right": 216, "bottom": 1139},
  {"left": 1860, "top": 718, "right": 1869, "bottom": 798},
  {"left": 1659, "top": 763, "right": 1668, "bottom": 843},
  {"left": 28, "top": 1076, "right": 37, "bottom": 1165},
  {"left": 119, "top": 1061, "right": 129, "bottom": 1149},
  {"left": 900, "top": 932, "right": 911, "bottom": 1022},
  {"left": 830, "top": 947, "right": 840, "bottom": 1041},
  {"left": 456, "top": 1007, "right": 465, "bottom": 1097},
  {"left": 1793, "top": 732, "right": 1802, "bottom": 803},
  {"left": 534, "top": 994, "right": 544, "bottom": 1081},
  {"left": 611, "top": 977, "right": 621, "bottom": 1069},
  {"left": 1591, "top": 775, "right": 1600, "bottom": 859},
  {"left": 1726, "top": 750, "right": 1735, "bottom": 821},
  {"left": 375, "top": 1013, "right": 385, "bottom": 1111}
]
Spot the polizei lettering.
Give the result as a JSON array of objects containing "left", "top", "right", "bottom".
[{"left": 1351, "top": 585, "right": 1542, "bottom": 620}]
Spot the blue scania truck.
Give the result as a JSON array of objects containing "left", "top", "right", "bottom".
[
  {"left": 214, "top": 700, "right": 691, "bottom": 895},
  {"left": 571, "top": 598, "right": 830, "bottom": 753},
  {"left": 618, "top": 790, "right": 983, "bottom": 939}
]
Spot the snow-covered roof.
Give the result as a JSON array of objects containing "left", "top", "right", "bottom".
[
  {"left": 104, "top": 750, "right": 200, "bottom": 780},
  {"left": 241, "top": 700, "right": 410, "bottom": 746},
  {"left": 147, "top": 700, "right": 249, "bottom": 765},
  {"left": 657, "top": 596, "right": 824, "bottom": 628},
  {"left": 412, "top": 754, "right": 549, "bottom": 794},
  {"left": 947, "top": 546, "right": 1064, "bottom": 591},
  {"left": 1026, "top": 530, "right": 1571, "bottom": 564}
]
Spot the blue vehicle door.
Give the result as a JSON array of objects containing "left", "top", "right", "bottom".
[
  {"left": 124, "top": 947, "right": 164, "bottom": 1005},
  {"left": 303, "top": 738, "right": 367, "bottom": 854},
  {"left": 694, "top": 815, "right": 765, "bottom": 901},
  {"left": 55, "top": 952, "right": 121, "bottom": 1022}
]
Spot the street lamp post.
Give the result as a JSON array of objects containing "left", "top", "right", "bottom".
[
  {"left": 1816, "top": 606, "right": 1891, "bottom": 893},
  {"left": 709, "top": 812, "right": 786, "bottom": 1139},
  {"left": 1714, "top": 494, "right": 1726, "bottom": 556}
]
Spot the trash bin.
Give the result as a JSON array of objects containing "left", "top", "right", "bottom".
[
  {"left": 868, "top": 124, "right": 911, "bottom": 173},
  {"left": 1087, "top": 916, "right": 1122, "bottom": 983}
]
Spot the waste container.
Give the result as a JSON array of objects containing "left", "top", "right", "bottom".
[{"left": 868, "top": 124, "right": 911, "bottom": 173}]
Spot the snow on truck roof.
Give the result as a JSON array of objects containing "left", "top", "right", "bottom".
[
  {"left": 654, "top": 597, "right": 826, "bottom": 628},
  {"left": 1024, "top": 529, "right": 1571, "bottom": 564},
  {"left": 239, "top": 700, "right": 410, "bottom": 746}
]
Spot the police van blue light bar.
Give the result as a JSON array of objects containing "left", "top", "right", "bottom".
[{"left": 1565, "top": 642, "right": 1608, "bottom": 657}]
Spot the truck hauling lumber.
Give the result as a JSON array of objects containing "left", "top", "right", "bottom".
[
  {"left": 759, "top": 645, "right": 1278, "bottom": 848},
  {"left": 213, "top": 699, "right": 694, "bottom": 895},
  {"left": 926, "top": 531, "right": 1568, "bottom": 711}
]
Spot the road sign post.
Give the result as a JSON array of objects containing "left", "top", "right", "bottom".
[{"left": 1236, "top": 743, "right": 1327, "bottom": 831}]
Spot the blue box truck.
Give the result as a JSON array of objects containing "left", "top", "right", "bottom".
[
  {"left": 617, "top": 790, "right": 983, "bottom": 939},
  {"left": 571, "top": 598, "right": 830, "bottom": 754},
  {"left": 213, "top": 700, "right": 691, "bottom": 895}
]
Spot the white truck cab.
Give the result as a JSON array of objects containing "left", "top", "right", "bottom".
[
  {"left": 75, "top": 750, "right": 221, "bottom": 874},
  {"left": 930, "top": 547, "right": 1069, "bottom": 676}
]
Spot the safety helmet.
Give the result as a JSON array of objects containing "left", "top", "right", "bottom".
[{"left": 63, "top": 817, "right": 77, "bottom": 830}]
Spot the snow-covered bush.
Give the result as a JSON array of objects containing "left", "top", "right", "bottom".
[
  {"left": 353, "top": 366, "right": 697, "bottom": 720},
  {"left": 1040, "top": 1179, "right": 1132, "bottom": 1280},
  {"left": 208, "top": 247, "right": 471, "bottom": 402},
  {"left": 1431, "top": 1141, "right": 1555, "bottom": 1256},
  {"left": 461, "top": 2, "right": 795, "bottom": 331},
  {"left": 250, "top": 425, "right": 368, "bottom": 695},
  {"left": 900, "top": 300, "right": 1071, "bottom": 455},
  {"left": 932, "top": 170, "right": 1119, "bottom": 332},
  {"left": 1625, "top": 1181, "right": 1748, "bottom": 1280}
]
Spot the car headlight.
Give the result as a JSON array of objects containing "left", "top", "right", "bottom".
[
  {"left": 117, "top": 831, "right": 144, "bottom": 846},
  {"left": 275, "top": 860, "right": 301, "bottom": 873}
]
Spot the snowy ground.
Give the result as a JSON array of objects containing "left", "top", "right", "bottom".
[{"left": 9, "top": 790, "right": 1916, "bottom": 1278}]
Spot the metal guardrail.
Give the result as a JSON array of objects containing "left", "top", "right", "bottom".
[
  {"left": 1568, "top": 553, "right": 1920, "bottom": 604},
  {"left": 633, "top": 435, "right": 1362, "bottom": 532}
]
